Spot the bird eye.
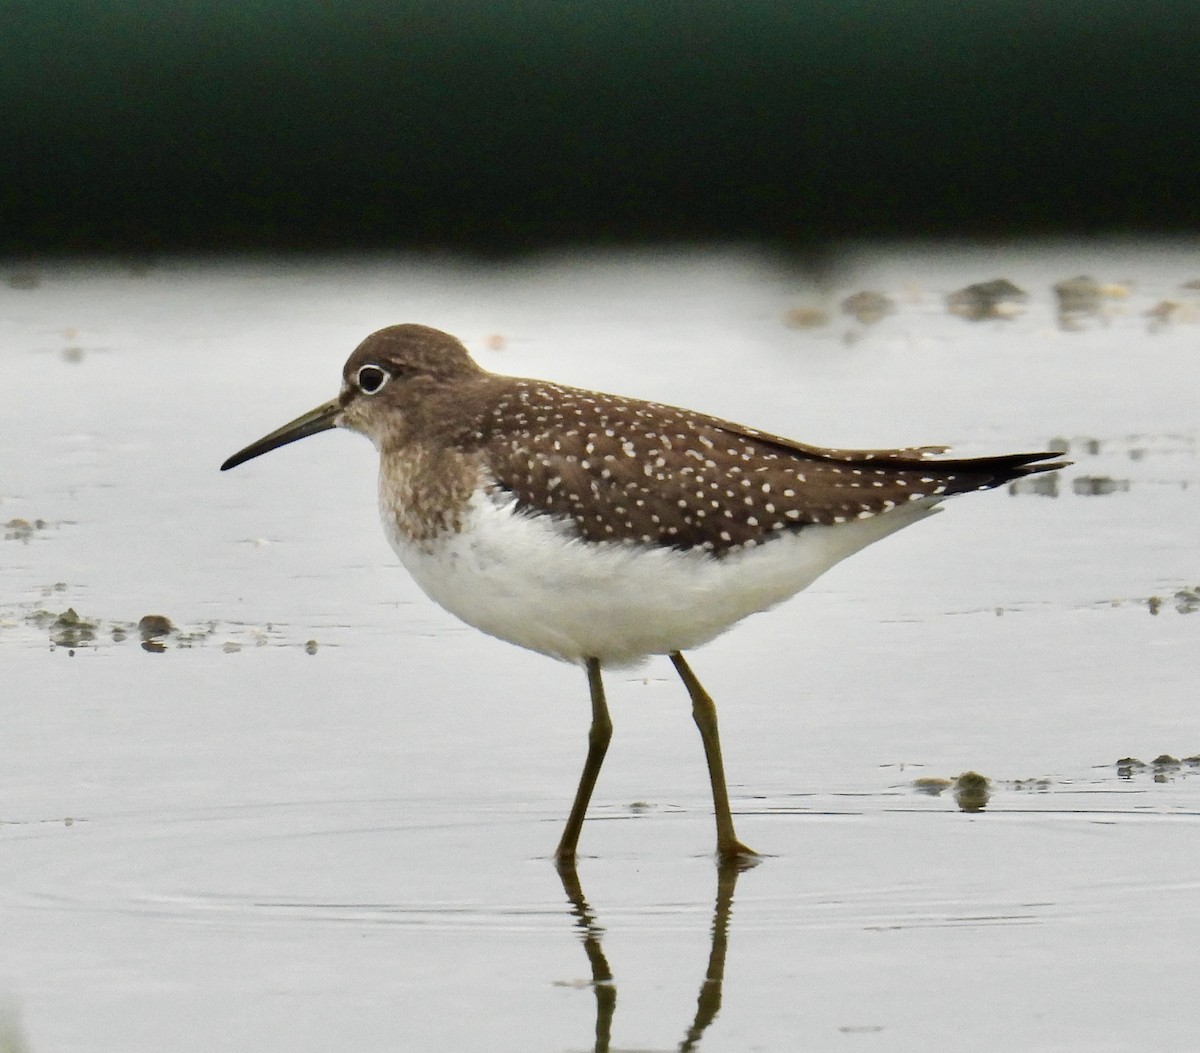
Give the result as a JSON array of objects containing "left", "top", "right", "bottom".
[{"left": 356, "top": 364, "right": 389, "bottom": 394}]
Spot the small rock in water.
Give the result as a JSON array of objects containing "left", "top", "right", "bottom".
[
  {"left": 51, "top": 608, "right": 97, "bottom": 648},
  {"left": 1052, "top": 275, "right": 1107, "bottom": 329},
  {"left": 138, "top": 614, "right": 174, "bottom": 653},
  {"left": 952, "top": 771, "right": 991, "bottom": 812},
  {"left": 137, "top": 614, "right": 174, "bottom": 640},
  {"left": 304, "top": 639, "right": 319, "bottom": 655},
  {"left": 840, "top": 290, "right": 894, "bottom": 325},
  {"left": 1009, "top": 472, "right": 1060, "bottom": 497},
  {"left": 1174, "top": 587, "right": 1200, "bottom": 614},
  {"left": 912, "top": 776, "right": 951, "bottom": 796},
  {"left": 4, "top": 517, "right": 47, "bottom": 542},
  {"left": 946, "top": 278, "right": 1028, "bottom": 321},
  {"left": 1143, "top": 299, "right": 1198, "bottom": 332},
  {"left": 1071, "top": 475, "right": 1130, "bottom": 496},
  {"left": 783, "top": 306, "right": 830, "bottom": 329}
]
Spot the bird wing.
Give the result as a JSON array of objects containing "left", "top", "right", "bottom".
[{"left": 480, "top": 381, "right": 1065, "bottom": 554}]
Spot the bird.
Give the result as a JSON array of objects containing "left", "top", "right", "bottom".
[{"left": 221, "top": 323, "right": 1066, "bottom": 866}]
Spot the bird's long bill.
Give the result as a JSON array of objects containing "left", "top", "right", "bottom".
[{"left": 220, "top": 398, "right": 341, "bottom": 471}]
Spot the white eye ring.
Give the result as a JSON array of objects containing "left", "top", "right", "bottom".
[{"left": 356, "top": 364, "right": 390, "bottom": 394}]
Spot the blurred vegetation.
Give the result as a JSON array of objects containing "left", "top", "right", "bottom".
[{"left": 2, "top": 0, "right": 1198, "bottom": 253}]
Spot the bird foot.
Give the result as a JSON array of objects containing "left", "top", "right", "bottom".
[{"left": 718, "top": 840, "right": 761, "bottom": 870}]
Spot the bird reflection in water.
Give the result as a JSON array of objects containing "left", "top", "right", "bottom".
[{"left": 556, "top": 859, "right": 750, "bottom": 1052}]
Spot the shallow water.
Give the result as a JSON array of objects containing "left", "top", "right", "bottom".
[{"left": 2, "top": 244, "right": 1198, "bottom": 1051}]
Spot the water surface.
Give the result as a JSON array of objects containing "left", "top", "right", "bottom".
[{"left": 2, "top": 244, "right": 1198, "bottom": 1051}]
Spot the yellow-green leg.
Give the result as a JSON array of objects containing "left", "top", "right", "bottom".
[
  {"left": 556, "top": 657, "right": 611, "bottom": 865},
  {"left": 670, "top": 652, "right": 758, "bottom": 862}
]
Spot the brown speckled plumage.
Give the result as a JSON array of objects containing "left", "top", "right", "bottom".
[
  {"left": 341, "top": 324, "right": 1065, "bottom": 555},
  {"left": 378, "top": 443, "right": 481, "bottom": 545},
  {"left": 221, "top": 322, "right": 1070, "bottom": 864}
]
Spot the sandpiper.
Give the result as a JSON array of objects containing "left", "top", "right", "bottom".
[{"left": 221, "top": 324, "right": 1066, "bottom": 865}]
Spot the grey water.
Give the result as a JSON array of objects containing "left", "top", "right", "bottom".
[{"left": 2, "top": 243, "right": 1198, "bottom": 1051}]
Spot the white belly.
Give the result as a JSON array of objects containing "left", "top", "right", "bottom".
[{"left": 382, "top": 489, "right": 936, "bottom": 667}]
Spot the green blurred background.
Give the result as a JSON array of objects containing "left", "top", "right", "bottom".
[{"left": 3, "top": 0, "right": 1197, "bottom": 254}]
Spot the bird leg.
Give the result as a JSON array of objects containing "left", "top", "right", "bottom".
[
  {"left": 670, "top": 652, "right": 757, "bottom": 862},
  {"left": 556, "top": 657, "right": 612, "bottom": 866}
]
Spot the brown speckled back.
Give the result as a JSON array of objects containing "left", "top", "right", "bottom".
[
  {"left": 338, "top": 324, "right": 1065, "bottom": 555},
  {"left": 479, "top": 380, "right": 1058, "bottom": 554}
]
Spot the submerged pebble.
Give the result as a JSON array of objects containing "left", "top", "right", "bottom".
[
  {"left": 783, "top": 306, "right": 830, "bottom": 329},
  {"left": 1073, "top": 437, "right": 1102, "bottom": 457},
  {"left": 138, "top": 614, "right": 175, "bottom": 640},
  {"left": 138, "top": 615, "right": 175, "bottom": 653},
  {"left": 840, "top": 290, "right": 894, "bottom": 325},
  {"left": 952, "top": 771, "right": 991, "bottom": 812},
  {"left": 1008, "top": 777, "right": 1052, "bottom": 791},
  {"left": 49, "top": 608, "right": 97, "bottom": 649},
  {"left": 1174, "top": 588, "right": 1200, "bottom": 614},
  {"left": 1072, "top": 476, "right": 1130, "bottom": 496},
  {"left": 946, "top": 278, "right": 1028, "bottom": 321},
  {"left": 1144, "top": 299, "right": 1199, "bottom": 333},
  {"left": 1009, "top": 472, "right": 1060, "bottom": 497},
  {"left": 911, "top": 777, "right": 951, "bottom": 796},
  {"left": 912, "top": 773, "right": 993, "bottom": 809},
  {"left": 1052, "top": 275, "right": 1128, "bottom": 330},
  {"left": 11, "top": 602, "right": 309, "bottom": 653},
  {"left": 4, "top": 518, "right": 47, "bottom": 542}
]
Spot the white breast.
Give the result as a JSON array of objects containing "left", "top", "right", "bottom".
[{"left": 380, "top": 486, "right": 937, "bottom": 668}]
